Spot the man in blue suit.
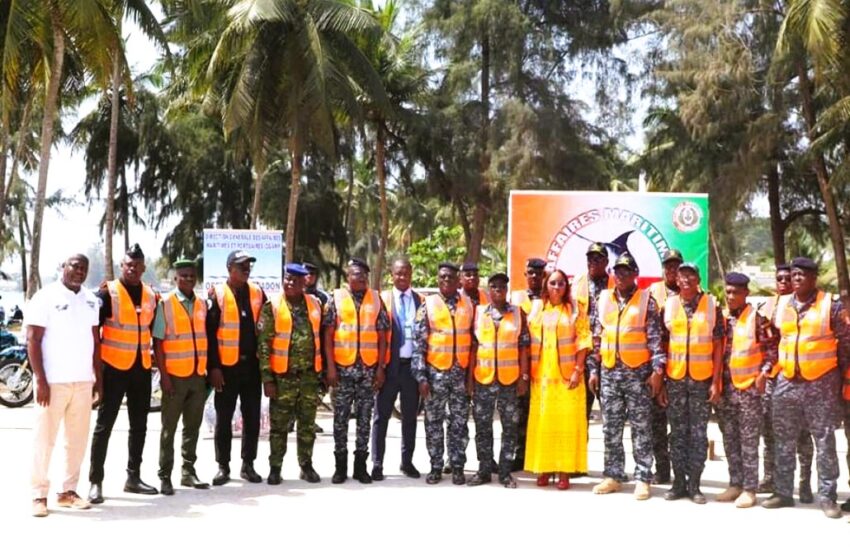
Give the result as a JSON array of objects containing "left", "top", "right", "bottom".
[{"left": 371, "top": 257, "right": 422, "bottom": 480}]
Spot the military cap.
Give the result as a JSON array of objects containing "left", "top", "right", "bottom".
[
  {"left": 437, "top": 262, "right": 459, "bottom": 272},
  {"left": 724, "top": 272, "right": 750, "bottom": 287},
  {"left": 172, "top": 256, "right": 197, "bottom": 269},
  {"left": 613, "top": 253, "right": 638, "bottom": 272},
  {"left": 525, "top": 258, "right": 546, "bottom": 270},
  {"left": 460, "top": 262, "right": 479, "bottom": 272},
  {"left": 488, "top": 272, "right": 509, "bottom": 285},
  {"left": 285, "top": 263, "right": 309, "bottom": 277},
  {"left": 227, "top": 249, "right": 256, "bottom": 267},
  {"left": 776, "top": 263, "right": 791, "bottom": 273},
  {"left": 126, "top": 243, "right": 145, "bottom": 260},
  {"left": 586, "top": 242, "right": 608, "bottom": 257},
  {"left": 661, "top": 248, "right": 684, "bottom": 264},
  {"left": 790, "top": 257, "right": 818, "bottom": 272},
  {"left": 347, "top": 257, "right": 370, "bottom": 273},
  {"left": 678, "top": 262, "right": 700, "bottom": 276},
  {"left": 302, "top": 261, "right": 319, "bottom": 273}
]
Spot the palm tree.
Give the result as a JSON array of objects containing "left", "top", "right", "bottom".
[
  {"left": 102, "top": 1, "right": 169, "bottom": 280},
  {"left": 206, "top": 0, "right": 389, "bottom": 262}
]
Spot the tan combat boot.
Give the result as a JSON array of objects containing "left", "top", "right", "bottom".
[
  {"left": 592, "top": 478, "right": 622, "bottom": 494},
  {"left": 634, "top": 481, "right": 651, "bottom": 501},
  {"left": 716, "top": 486, "right": 743, "bottom": 502},
  {"left": 735, "top": 491, "right": 756, "bottom": 508}
]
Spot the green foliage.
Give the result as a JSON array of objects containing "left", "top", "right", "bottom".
[{"left": 407, "top": 225, "right": 466, "bottom": 287}]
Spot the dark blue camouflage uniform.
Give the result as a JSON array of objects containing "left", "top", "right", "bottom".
[
  {"left": 472, "top": 304, "right": 530, "bottom": 477},
  {"left": 323, "top": 290, "right": 390, "bottom": 454},
  {"left": 717, "top": 305, "right": 775, "bottom": 491},
  {"left": 413, "top": 293, "right": 470, "bottom": 471},
  {"left": 589, "top": 287, "right": 665, "bottom": 483},
  {"left": 649, "top": 283, "right": 678, "bottom": 481},
  {"left": 584, "top": 275, "right": 611, "bottom": 422},
  {"left": 662, "top": 293, "right": 725, "bottom": 480},
  {"left": 767, "top": 292, "right": 849, "bottom": 502}
]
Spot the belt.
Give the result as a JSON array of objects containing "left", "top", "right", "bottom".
[{"left": 398, "top": 357, "right": 412, "bottom": 364}]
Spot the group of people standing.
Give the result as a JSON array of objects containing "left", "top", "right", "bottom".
[{"left": 25, "top": 241, "right": 850, "bottom": 522}]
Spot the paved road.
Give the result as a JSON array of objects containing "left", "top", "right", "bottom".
[{"left": 1, "top": 401, "right": 847, "bottom": 556}]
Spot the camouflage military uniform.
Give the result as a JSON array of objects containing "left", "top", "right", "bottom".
[
  {"left": 662, "top": 294, "right": 725, "bottom": 480},
  {"left": 323, "top": 291, "right": 390, "bottom": 454},
  {"left": 588, "top": 287, "right": 665, "bottom": 483},
  {"left": 472, "top": 304, "right": 530, "bottom": 477},
  {"left": 413, "top": 293, "right": 470, "bottom": 471},
  {"left": 649, "top": 283, "right": 677, "bottom": 482},
  {"left": 584, "top": 275, "right": 611, "bottom": 422},
  {"left": 259, "top": 298, "right": 321, "bottom": 468},
  {"left": 768, "top": 293, "right": 849, "bottom": 502},
  {"left": 717, "top": 307, "right": 775, "bottom": 491}
]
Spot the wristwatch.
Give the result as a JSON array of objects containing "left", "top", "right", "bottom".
[{"left": 521, "top": 374, "right": 530, "bottom": 381}]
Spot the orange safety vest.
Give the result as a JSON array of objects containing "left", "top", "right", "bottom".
[
  {"left": 774, "top": 291, "right": 838, "bottom": 381},
  {"left": 664, "top": 293, "right": 716, "bottom": 381},
  {"left": 511, "top": 290, "right": 543, "bottom": 318},
  {"left": 598, "top": 288, "right": 651, "bottom": 369},
  {"left": 648, "top": 281, "right": 676, "bottom": 309},
  {"left": 728, "top": 304, "right": 763, "bottom": 390},
  {"left": 425, "top": 294, "right": 474, "bottom": 370},
  {"left": 758, "top": 295, "right": 783, "bottom": 376},
  {"left": 161, "top": 291, "right": 208, "bottom": 377},
  {"left": 473, "top": 305, "right": 521, "bottom": 385},
  {"left": 270, "top": 293, "right": 322, "bottom": 374},
  {"left": 101, "top": 280, "right": 156, "bottom": 370},
  {"left": 463, "top": 289, "right": 489, "bottom": 306},
  {"left": 573, "top": 273, "right": 614, "bottom": 316},
  {"left": 528, "top": 303, "right": 578, "bottom": 380},
  {"left": 332, "top": 288, "right": 381, "bottom": 367},
  {"left": 214, "top": 282, "right": 264, "bottom": 366}
]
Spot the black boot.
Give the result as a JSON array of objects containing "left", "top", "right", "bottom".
[
  {"left": 160, "top": 479, "right": 174, "bottom": 496},
  {"left": 299, "top": 462, "right": 321, "bottom": 483},
  {"left": 332, "top": 451, "right": 348, "bottom": 484},
  {"left": 88, "top": 483, "right": 104, "bottom": 504},
  {"left": 664, "top": 472, "right": 688, "bottom": 501},
  {"left": 125, "top": 471, "right": 158, "bottom": 495},
  {"left": 353, "top": 451, "right": 372, "bottom": 484},
  {"left": 240, "top": 461, "right": 262, "bottom": 483},
  {"left": 267, "top": 467, "right": 282, "bottom": 485},
  {"left": 688, "top": 473, "right": 706, "bottom": 505},
  {"left": 212, "top": 465, "right": 230, "bottom": 486},
  {"left": 798, "top": 471, "right": 813, "bottom": 504}
]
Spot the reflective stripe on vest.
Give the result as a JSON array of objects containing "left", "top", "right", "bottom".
[
  {"left": 759, "top": 295, "right": 783, "bottom": 377},
  {"left": 161, "top": 291, "right": 207, "bottom": 377},
  {"left": 664, "top": 293, "right": 716, "bottom": 381},
  {"left": 473, "top": 305, "right": 520, "bottom": 385},
  {"left": 270, "top": 294, "right": 322, "bottom": 374},
  {"left": 599, "top": 288, "right": 651, "bottom": 369},
  {"left": 511, "top": 290, "right": 543, "bottom": 318},
  {"left": 573, "top": 273, "right": 614, "bottom": 316},
  {"left": 215, "top": 283, "right": 263, "bottom": 366},
  {"left": 101, "top": 280, "right": 156, "bottom": 370},
  {"left": 729, "top": 304, "right": 763, "bottom": 390},
  {"left": 425, "top": 294, "right": 474, "bottom": 371},
  {"left": 529, "top": 303, "right": 577, "bottom": 380},
  {"left": 775, "top": 291, "right": 838, "bottom": 381},
  {"left": 333, "top": 288, "right": 380, "bottom": 367}
]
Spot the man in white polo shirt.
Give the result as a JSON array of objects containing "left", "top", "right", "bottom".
[{"left": 27, "top": 254, "right": 102, "bottom": 517}]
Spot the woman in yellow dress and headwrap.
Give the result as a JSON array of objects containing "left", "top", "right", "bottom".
[{"left": 524, "top": 268, "right": 590, "bottom": 489}]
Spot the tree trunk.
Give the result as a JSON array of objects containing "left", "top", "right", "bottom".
[
  {"left": 121, "top": 167, "right": 129, "bottom": 252},
  {"left": 374, "top": 122, "right": 388, "bottom": 290},
  {"left": 709, "top": 220, "right": 726, "bottom": 281},
  {"left": 250, "top": 161, "right": 266, "bottom": 229},
  {"left": 467, "top": 25, "right": 491, "bottom": 264},
  {"left": 796, "top": 60, "right": 850, "bottom": 304},
  {"left": 284, "top": 135, "right": 302, "bottom": 264},
  {"left": 0, "top": 124, "right": 7, "bottom": 224},
  {"left": 27, "top": 11, "right": 66, "bottom": 299},
  {"left": 766, "top": 162, "right": 785, "bottom": 266},
  {"left": 337, "top": 152, "right": 356, "bottom": 288},
  {"left": 19, "top": 212, "right": 27, "bottom": 297},
  {"left": 3, "top": 96, "right": 33, "bottom": 228},
  {"left": 105, "top": 35, "right": 122, "bottom": 282}
]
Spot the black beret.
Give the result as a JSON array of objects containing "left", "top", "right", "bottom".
[
  {"left": 126, "top": 243, "right": 145, "bottom": 260},
  {"left": 488, "top": 272, "right": 509, "bottom": 285},
  {"left": 790, "top": 257, "right": 818, "bottom": 272},
  {"left": 525, "top": 258, "right": 546, "bottom": 270},
  {"left": 661, "top": 249, "right": 684, "bottom": 264},
  {"left": 724, "top": 272, "right": 750, "bottom": 287},
  {"left": 776, "top": 263, "right": 791, "bottom": 273},
  {"left": 460, "top": 262, "right": 479, "bottom": 272},
  {"left": 586, "top": 242, "right": 608, "bottom": 257},
  {"left": 347, "top": 257, "right": 370, "bottom": 273},
  {"left": 438, "top": 262, "right": 459, "bottom": 272}
]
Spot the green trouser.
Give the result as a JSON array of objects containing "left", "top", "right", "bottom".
[
  {"left": 269, "top": 370, "right": 320, "bottom": 468},
  {"left": 158, "top": 374, "right": 207, "bottom": 479}
]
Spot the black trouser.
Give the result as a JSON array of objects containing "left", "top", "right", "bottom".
[
  {"left": 89, "top": 364, "right": 152, "bottom": 483},
  {"left": 371, "top": 358, "right": 420, "bottom": 467},
  {"left": 214, "top": 360, "right": 261, "bottom": 467}
]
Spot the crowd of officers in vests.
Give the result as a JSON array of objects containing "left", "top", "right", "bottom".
[{"left": 25, "top": 241, "right": 850, "bottom": 521}]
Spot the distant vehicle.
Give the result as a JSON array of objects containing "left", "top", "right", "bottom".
[{"left": 0, "top": 335, "right": 32, "bottom": 408}]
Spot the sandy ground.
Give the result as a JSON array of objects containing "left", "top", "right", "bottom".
[{"left": 1, "top": 399, "right": 847, "bottom": 558}]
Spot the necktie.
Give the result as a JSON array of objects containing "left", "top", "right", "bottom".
[{"left": 398, "top": 292, "right": 407, "bottom": 344}]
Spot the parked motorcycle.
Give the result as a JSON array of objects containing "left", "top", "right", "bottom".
[{"left": 0, "top": 343, "right": 33, "bottom": 408}]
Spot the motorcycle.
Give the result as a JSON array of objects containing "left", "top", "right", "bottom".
[{"left": 0, "top": 342, "right": 33, "bottom": 408}]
